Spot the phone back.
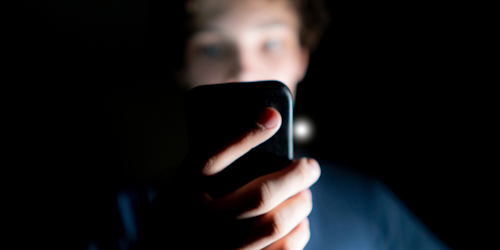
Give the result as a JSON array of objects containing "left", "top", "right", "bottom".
[{"left": 185, "top": 81, "right": 293, "bottom": 199}]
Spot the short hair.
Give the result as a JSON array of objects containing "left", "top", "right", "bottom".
[
  {"left": 149, "top": 0, "right": 330, "bottom": 74},
  {"left": 289, "top": 0, "right": 331, "bottom": 53}
]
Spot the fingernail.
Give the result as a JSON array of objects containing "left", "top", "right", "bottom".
[{"left": 256, "top": 108, "right": 279, "bottom": 129}]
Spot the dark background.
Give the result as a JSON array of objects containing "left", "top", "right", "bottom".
[{"left": 8, "top": 1, "right": 494, "bottom": 249}]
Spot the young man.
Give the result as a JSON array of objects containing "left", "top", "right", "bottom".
[
  {"left": 141, "top": 1, "right": 324, "bottom": 249},
  {"left": 136, "top": 0, "right": 450, "bottom": 249}
]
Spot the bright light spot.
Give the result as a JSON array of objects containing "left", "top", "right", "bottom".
[
  {"left": 296, "top": 123, "right": 309, "bottom": 137},
  {"left": 294, "top": 116, "right": 314, "bottom": 144}
]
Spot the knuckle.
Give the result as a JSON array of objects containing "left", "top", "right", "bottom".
[
  {"left": 295, "top": 158, "right": 312, "bottom": 183},
  {"left": 255, "top": 121, "right": 267, "bottom": 132},
  {"left": 303, "top": 223, "right": 311, "bottom": 245},
  {"left": 256, "top": 181, "right": 274, "bottom": 212},
  {"left": 240, "top": 130, "right": 254, "bottom": 144},
  {"left": 298, "top": 226, "right": 311, "bottom": 249},
  {"left": 282, "top": 231, "right": 308, "bottom": 250},
  {"left": 282, "top": 222, "right": 310, "bottom": 250},
  {"left": 307, "top": 199, "right": 313, "bottom": 215},
  {"left": 267, "top": 212, "right": 285, "bottom": 238},
  {"left": 281, "top": 239, "right": 296, "bottom": 250},
  {"left": 301, "top": 193, "right": 313, "bottom": 214},
  {"left": 202, "top": 155, "right": 218, "bottom": 175},
  {"left": 244, "top": 125, "right": 263, "bottom": 142},
  {"left": 305, "top": 224, "right": 311, "bottom": 239}
]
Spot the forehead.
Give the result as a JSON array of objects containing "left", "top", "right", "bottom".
[{"left": 188, "top": 0, "right": 300, "bottom": 34}]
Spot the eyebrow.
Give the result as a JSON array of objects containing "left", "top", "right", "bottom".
[
  {"left": 192, "top": 20, "right": 290, "bottom": 34},
  {"left": 252, "top": 20, "right": 289, "bottom": 30}
]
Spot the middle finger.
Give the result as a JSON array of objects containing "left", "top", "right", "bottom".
[{"left": 208, "top": 157, "right": 320, "bottom": 220}]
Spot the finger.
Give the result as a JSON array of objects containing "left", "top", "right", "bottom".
[
  {"left": 209, "top": 157, "right": 320, "bottom": 220},
  {"left": 238, "top": 189, "right": 313, "bottom": 250},
  {"left": 200, "top": 107, "right": 281, "bottom": 177},
  {"left": 262, "top": 217, "right": 310, "bottom": 250}
]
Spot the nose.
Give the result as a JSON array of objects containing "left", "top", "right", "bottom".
[{"left": 226, "top": 48, "right": 263, "bottom": 83}]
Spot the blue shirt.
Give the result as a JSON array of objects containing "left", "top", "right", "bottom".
[
  {"left": 305, "top": 157, "right": 450, "bottom": 249},
  {"left": 88, "top": 158, "right": 450, "bottom": 250}
]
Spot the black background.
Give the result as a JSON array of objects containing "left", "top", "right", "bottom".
[{"left": 7, "top": 1, "right": 494, "bottom": 249}]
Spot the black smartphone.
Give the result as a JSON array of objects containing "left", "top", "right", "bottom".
[{"left": 185, "top": 80, "right": 293, "bottom": 200}]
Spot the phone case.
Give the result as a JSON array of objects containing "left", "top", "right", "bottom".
[{"left": 185, "top": 81, "right": 293, "bottom": 200}]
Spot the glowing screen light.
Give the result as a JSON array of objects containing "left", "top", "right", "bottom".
[{"left": 294, "top": 116, "right": 314, "bottom": 144}]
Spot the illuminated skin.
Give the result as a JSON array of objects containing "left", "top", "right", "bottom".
[
  {"left": 161, "top": 0, "right": 321, "bottom": 249},
  {"left": 182, "top": 0, "right": 309, "bottom": 100}
]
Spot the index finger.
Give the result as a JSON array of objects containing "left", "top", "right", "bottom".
[{"left": 200, "top": 107, "right": 281, "bottom": 177}]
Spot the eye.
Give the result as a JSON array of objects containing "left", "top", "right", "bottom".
[
  {"left": 198, "top": 44, "right": 225, "bottom": 58},
  {"left": 264, "top": 39, "right": 282, "bottom": 52}
]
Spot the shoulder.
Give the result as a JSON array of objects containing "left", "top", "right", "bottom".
[
  {"left": 305, "top": 157, "right": 451, "bottom": 250},
  {"left": 305, "top": 157, "right": 380, "bottom": 249}
]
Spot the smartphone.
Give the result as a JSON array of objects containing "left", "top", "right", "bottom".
[{"left": 185, "top": 80, "right": 293, "bottom": 200}]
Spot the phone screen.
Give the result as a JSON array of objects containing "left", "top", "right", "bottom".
[{"left": 185, "top": 81, "right": 293, "bottom": 199}]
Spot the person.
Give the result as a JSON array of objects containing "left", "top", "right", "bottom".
[{"left": 86, "top": 0, "right": 452, "bottom": 249}]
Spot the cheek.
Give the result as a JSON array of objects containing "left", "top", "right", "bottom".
[
  {"left": 264, "top": 52, "right": 302, "bottom": 83},
  {"left": 188, "top": 61, "right": 228, "bottom": 87},
  {"left": 266, "top": 52, "right": 302, "bottom": 97}
]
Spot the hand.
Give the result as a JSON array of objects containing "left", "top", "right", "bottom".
[{"left": 141, "top": 107, "right": 321, "bottom": 250}]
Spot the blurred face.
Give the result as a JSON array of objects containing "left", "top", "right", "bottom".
[{"left": 182, "top": 0, "right": 309, "bottom": 99}]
